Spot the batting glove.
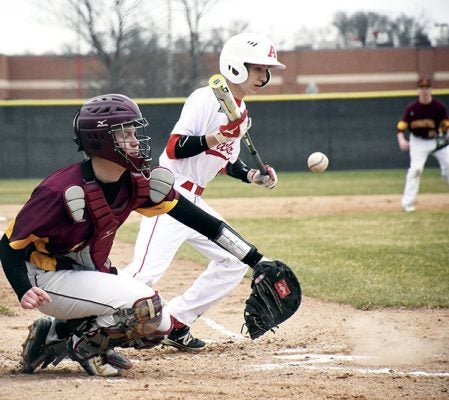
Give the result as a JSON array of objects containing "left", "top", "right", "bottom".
[
  {"left": 215, "top": 110, "right": 250, "bottom": 144},
  {"left": 247, "top": 164, "right": 278, "bottom": 189}
]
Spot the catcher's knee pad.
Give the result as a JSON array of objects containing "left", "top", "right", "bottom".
[
  {"left": 71, "top": 295, "right": 172, "bottom": 356},
  {"left": 130, "top": 295, "right": 164, "bottom": 336},
  {"left": 106, "top": 294, "right": 172, "bottom": 349},
  {"left": 110, "top": 293, "right": 171, "bottom": 339}
]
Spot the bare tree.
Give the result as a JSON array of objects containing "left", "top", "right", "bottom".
[
  {"left": 334, "top": 12, "right": 385, "bottom": 48},
  {"left": 121, "top": 29, "right": 169, "bottom": 97},
  {"left": 333, "top": 11, "right": 431, "bottom": 49},
  {"left": 175, "top": 0, "right": 220, "bottom": 92},
  {"left": 333, "top": 12, "right": 352, "bottom": 48},
  {"left": 44, "top": 0, "right": 166, "bottom": 96},
  {"left": 42, "top": 0, "right": 237, "bottom": 97},
  {"left": 205, "top": 21, "right": 250, "bottom": 53},
  {"left": 392, "top": 14, "right": 431, "bottom": 47}
]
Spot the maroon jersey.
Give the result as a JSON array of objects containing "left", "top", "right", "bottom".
[
  {"left": 397, "top": 99, "right": 449, "bottom": 139},
  {"left": 6, "top": 162, "right": 178, "bottom": 272}
]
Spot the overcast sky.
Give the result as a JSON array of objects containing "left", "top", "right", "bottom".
[{"left": 1, "top": 0, "right": 448, "bottom": 55}]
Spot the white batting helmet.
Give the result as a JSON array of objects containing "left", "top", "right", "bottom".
[{"left": 219, "top": 33, "right": 286, "bottom": 85}]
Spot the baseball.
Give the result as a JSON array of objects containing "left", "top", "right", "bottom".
[{"left": 307, "top": 152, "right": 329, "bottom": 172}]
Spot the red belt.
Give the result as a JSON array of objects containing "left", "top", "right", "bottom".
[{"left": 180, "top": 180, "right": 205, "bottom": 196}]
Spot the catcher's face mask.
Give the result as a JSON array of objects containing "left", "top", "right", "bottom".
[{"left": 73, "top": 94, "right": 152, "bottom": 179}]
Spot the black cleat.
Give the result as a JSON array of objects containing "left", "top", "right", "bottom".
[
  {"left": 21, "top": 317, "right": 54, "bottom": 373},
  {"left": 162, "top": 326, "right": 206, "bottom": 351}
]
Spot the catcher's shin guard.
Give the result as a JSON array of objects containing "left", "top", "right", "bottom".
[{"left": 66, "top": 294, "right": 169, "bottom": 376}]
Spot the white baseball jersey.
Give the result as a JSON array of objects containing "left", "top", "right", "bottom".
[
  {"left": 124, "top": 85, "right": 250, "bottom": 326},
  {"left": 159, "top": 86, "right": 245, "bottom": 188}
]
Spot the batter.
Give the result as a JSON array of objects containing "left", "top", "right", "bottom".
[{"left": 124, "top": 33, "right": 285, "bottom": 350}]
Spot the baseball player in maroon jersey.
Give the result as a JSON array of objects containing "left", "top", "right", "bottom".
[
  {"left": 124, "top": 33, "right": 285, "bottom": 350},
  {"left": 0, "top": 94, "right": 270, "bottom": 377},
  {"left": 396, "top": 77, "right": 449, "bottom": 212}
]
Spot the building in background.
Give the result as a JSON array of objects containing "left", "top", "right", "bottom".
[{"left": 0, "top": 47, "right": 448, "bottom": 100}]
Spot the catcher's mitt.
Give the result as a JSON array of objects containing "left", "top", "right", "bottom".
[{"left": 243, "top": 260, "right": 301, "bottom": 340}]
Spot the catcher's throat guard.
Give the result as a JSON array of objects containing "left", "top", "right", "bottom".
[{"left": 243, "top": 260, "right": 301, "bottom": 340}]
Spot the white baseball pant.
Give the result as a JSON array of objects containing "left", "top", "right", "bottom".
[
  {"left": 26, "top": 263, "right": 172, "bottom": 333},
  {"left": 402, "top": 134, "right": 449, "bottom": 209},
  {"left": 124, "top": 186, "right": 248, "bottom": 326}
]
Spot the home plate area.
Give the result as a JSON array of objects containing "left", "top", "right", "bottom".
[
  {"left": 198, "top": 315, "right": 449, "bottom": 378},
  {"left": 249, "top": 348, "right": 449, "bottom": 377}
]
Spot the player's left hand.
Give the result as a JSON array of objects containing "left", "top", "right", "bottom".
[
  {"left": 435, "top": 132, "right": 449, "bottom": 151},
  {"left": 247, "top": 164, "right": 277, "bottom": 189},
  {"left": 243, "top": 259, "right": 301, "bottom": 339}
]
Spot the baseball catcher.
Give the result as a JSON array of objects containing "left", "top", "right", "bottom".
[
  {"left": 0, "top": 93, "right": 298, "bottom": 377},
  {"left": 243, "top": 259, "right": 301, "bottom": 339}
]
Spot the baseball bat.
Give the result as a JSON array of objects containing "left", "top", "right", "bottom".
[{"left": 208, "top": 74, "right": 268, "bottom": 175}]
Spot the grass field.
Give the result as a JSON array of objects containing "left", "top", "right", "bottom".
[
  {"left": 1, "top": 169, "right": 448, "bottom": 309},
  {"left": 117, "top": 208, "right": 449, "bottom": 309},
  {"left": 1, "top": 168, "right": 448, "bottom": 203}
]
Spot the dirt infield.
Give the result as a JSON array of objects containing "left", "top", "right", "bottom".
[{"left": 1, "top": 195, "right": 449, "bottom": 400}]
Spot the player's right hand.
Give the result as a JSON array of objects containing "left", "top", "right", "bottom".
[
  {"left": 21, "top": 287, "right": 52, "bottom": 309},
  {"left": 215, "top": 109, "right": 250, "bottom": 143},
  {"left": 398, "top": 135, "right": 410, "bottom": 152}
]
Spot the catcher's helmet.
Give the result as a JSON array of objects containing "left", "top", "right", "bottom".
[
  {"left": 219, "top": 33, "right": 285, "bottom": 86},
  {"left": 73, "top": 94, "right": 151, "bottom": 178}
]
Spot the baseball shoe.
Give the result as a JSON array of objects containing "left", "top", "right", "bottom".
[
  {"left": 403, "top": 205, "right": 416, "bottom": 212},
  {"left": 77, "top": 350, "right": 132, "bottom": 377},
  {"left": 162, "top": 326, "right": 206, "bottom": 351},
  {"left": 21, "top": 317, "right": 68, "bottom": 373},
  {"left": 68, "top": 337, "right": 132, "bottom": 377}
]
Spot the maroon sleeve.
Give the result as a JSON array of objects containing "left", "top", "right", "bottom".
[
  {"left": 400, "top": 102, "right": 413, "bottom": 124},
  {"left": 435, "top": 100, "right": 449, "bottom": 130},
  {"left": 10, "top": 185, "right": 67, "bottom": 246}
]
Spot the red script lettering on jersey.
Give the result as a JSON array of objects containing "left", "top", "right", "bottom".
[{"left": 205, "top": 142, "right": 234, "bottom": 161}]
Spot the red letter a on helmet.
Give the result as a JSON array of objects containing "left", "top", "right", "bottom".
[{"left": 267, "top": 45, "right": 277, "bottom": 59}]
